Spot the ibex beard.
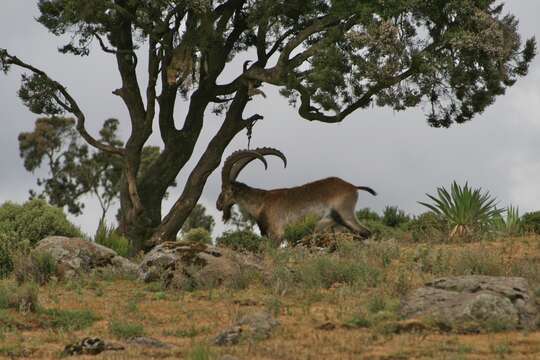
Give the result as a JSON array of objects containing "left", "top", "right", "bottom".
[{"left": 217, "top": 148, "right": 377, "bottom": 244}]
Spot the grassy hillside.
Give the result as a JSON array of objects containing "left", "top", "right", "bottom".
[{"left": 1, "top": 234, "right": 540, "bottom": 359}]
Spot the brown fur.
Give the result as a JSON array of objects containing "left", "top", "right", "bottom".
[{"left": 220, "top": 177, "right": 376, "bottom": 243}]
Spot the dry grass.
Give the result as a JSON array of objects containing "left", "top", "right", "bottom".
[{"left": 0, "top": 235, "right": 539, "bottom": 359}]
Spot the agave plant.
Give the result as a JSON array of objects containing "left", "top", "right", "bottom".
[
  {"left": 419, "top": 182, "right": 504, "bottom": 238},
  {"left": 492, "top": 206, "right": 523, "bottom": 235}
]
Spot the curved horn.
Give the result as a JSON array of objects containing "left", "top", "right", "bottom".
[
  {"left": 229, "top": 147, "right": 287, "bottom": 181},
  {"left": 222, "top": 150, "right": 268, "bottom": 184}
]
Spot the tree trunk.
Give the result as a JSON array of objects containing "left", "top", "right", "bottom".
[{"left": 147, "top": 91, "right": 251, "bottom": 247}]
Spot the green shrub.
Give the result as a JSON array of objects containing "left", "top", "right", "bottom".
[
  {"left": 0, "top": 282, "right": 39, "bottom": 313},
  {"left": 344, "top": 315, "right": 371, "bottom": 328},
  {"left": 0, "top": 199, "right": 81, "bottom": 246},
  {"left": 419, "top": 182, "right": 503, "bottom": 238},
  {"left": 109, "top": 319, "right": 145, "bottom": 339},
  {"left": 409, "top": 212, "right": 448, "bottom": 242},
  {"left": 382, "top": 206, "right": 410, "bottom": 228},
  {"left": 13, "top": 251, "right": 57, "bottom": 285},
  {"left": 356, "top": 208, "right": 381, "bottom": 221},
  {"left": 216, "top": 229, "right": 265, "bottom": 253},
  {"left": 292, "top": 255, "right": 382, "bottom": 289},
  {"left": 522, "top": 211, "right": 540, "bottom": 234},
  {"left": 94, "top": 221, "right": 131, "bottom": 257},
  {"left": 0, "top": 232, "right": 30, "bottom": 278},
  {"left": 182, "top": 227, "right": 212, "bottom": 244},
  {"left": 359, "top": 219, "right": 408, "bottom": 240},
  {"left": 283, "top": 214, "right": 319, "bottom": 246},
  {"left": 187, "top": 343, "right": 215, "bottom": 360},
  {"left": 40, "top": 308, "right": 98, "bottom": 330},
  {"left": 491, "top": 206, "right": 523, "bottom": 236}
]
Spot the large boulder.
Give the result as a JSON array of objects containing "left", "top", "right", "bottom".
[
  {"left": 34, "top": 236, "right": 138, "bottom": 278},
  {"left": 138, "top": 241, "right": 263, "bottom": 290},
  {"left": 400, "top": 276, "right": 538, "bottom": 333}
]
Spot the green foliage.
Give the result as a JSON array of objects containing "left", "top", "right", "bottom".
[
  {"left": 491, "top": 206, "right": 523, "bottom": 236},
  {"left": 229, "top": 206, "right": 257, "bottom": 231},
  {"left": 0, "top": 282, "right": 39, "bottom": 313},
  {"left": 14, "top": 251, "right": 57, "bottom": 285},
  {"left": 522, "top": 211, "right": 540, "bottom": 234},
  {"left": 40, "top": 308, "right": 98, "bottom": 331},
  {"left": 182, "top": 204, "right": 215, "bottom": 234},
  {"left": 419, "top": 182, "right": 504, "bottom": 238},
  {"left": 0, "top": 199, "right": 81, "bottom": 247},
  {"left": 288, "top": 254, "right": 381, "bottom": 289},
  {"left": 216, "top": 229, "right": 265, "bottom": 253},
  {"left": 382, "top": 206, "right": 410, "bottom": 228},
  {"left": 0, "top": 232, "right": 29, "bottom": 279},
  {"left": 187, "top": 343, "right": 215, "bottom": 360},
  {"left": 356, "top": 208, "right": 381, "bottom": 221},
  {"left": 109, "top": 319, "right": 145, "bottom": 339},
  {"left": 409, "top": 212, "right": 448, "bottom": 243},
  {"left": 344, "top": 315, "right": 371, "bottom": 328},
  {"left": 18, "top": 116, "right": 164, "bottom": 219},
  {"left": 94, "top": 221, "right": 131, "bottom": 257},
  {"left": 182, "top": 227, "right": 212, "bottom": 244},
  {"left": 359, "top": 219, "right": 408, "bottom": 240},
  {"left": 283, "top": 214, "right": 319, "bottom": 246}
]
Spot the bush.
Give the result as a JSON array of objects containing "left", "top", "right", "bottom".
[
  {"left": 216, "top": 229, "right": 265, "bottom": 253},
  {"left": 356, "top": 208, "right": 381, "bottom": 221},
  {"left": 382, "top": 206, "right": 410, "bottom": 228},
  {"left": 0, "top": 199, "right": 81, "bottom": 246},
  {"left": 40, "top": 308, "right": 99, "bottom": 330},
  {"left": 0, "top": 282, "right": 39, "bottom": 313},
  {"left": 0, "top": 232, "right": 29, "bottom": 278},
  {"left": 359, "top": 219, "right": 408, "bottom": 240},
  {"left": 419, "top": 182, "right": 503, "bottom": 238},
  {"left": 95, "top": 221, "right": 131, "bottom": 257},
  {"left": 409, "top": 212, "right": 448, "bottom": 242},
  {"left": 522, "top": 211, "right": 540, "bottom": 234},
  {"left": 286, "top": 253, "right": 382, "bottom": 289},
  {"left": 491, "top": 206, "right": 523, "bottom": 236},
  {"left": 109, "top": 319, "right": 145, "bottom": 339},
  {"left": 283, "top": 214, "right": 319, "bottom": 246},
  {"left": 13, "top": 251, "right": 57, "bottom": 285},
  {"left": 182, "top": 227, "right": 212, "bottom": 244}
]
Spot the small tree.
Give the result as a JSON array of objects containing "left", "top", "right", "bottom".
[
  {"left": 181, "top": 204, "right": 215, "bottom": 234},
  {"left": 18, "top": 116, "right": 160, "bottom": 224}
]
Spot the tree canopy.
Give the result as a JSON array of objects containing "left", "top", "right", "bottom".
[{"left": 1, "top": 0, "right": 535, "bottom": 251}]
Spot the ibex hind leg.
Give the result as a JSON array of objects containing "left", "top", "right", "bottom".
[{"left": 331, "top": 210, "right": 371, "bottom": 240}]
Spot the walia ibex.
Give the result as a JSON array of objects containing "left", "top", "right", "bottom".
[{"left": 216, "top": 148, "right": 377, "bottom": 243}]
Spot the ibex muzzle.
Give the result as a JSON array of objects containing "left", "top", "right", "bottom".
[{"left": 217, "top": 148, "right": 377, "bottom": 243}]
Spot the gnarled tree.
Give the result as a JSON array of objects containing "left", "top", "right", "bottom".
[{"left": 0, "top": 0, "right": 535, "bottom": 251}]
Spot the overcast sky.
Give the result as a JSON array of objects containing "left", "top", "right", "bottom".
[{"left": 1, "top": 1, "right": 539, "bottom": 237}]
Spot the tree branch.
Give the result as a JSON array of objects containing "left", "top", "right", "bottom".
[{"left": 2, "top": 50, "right": 124, "bottom": 156}]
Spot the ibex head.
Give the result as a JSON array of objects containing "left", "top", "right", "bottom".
[{"left": 217, "top": 148, "right": 287, "bottom": 222}]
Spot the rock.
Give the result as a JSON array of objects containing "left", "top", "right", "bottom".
[
  {"left": 400, "top": 276, "right": 538, "bottom": 333},
  {"left": 127, "top": 336, "right": 171, "bottom": 349},
  {"left": 214, "top": 326, "right": 243, "bottom": 346},
  {"left": 138, "top": 241, "right": 263, "bottom": 290},
  {"left": 236, "top": 311, "right": 280, "bottom": 339},
  {"left": 34, "top": 236, "right": 137, "bottom": 279},
  {"left": 214, "top": 311, "right": 280, "bottom": 346},
  {"left": 62, "top": 337, "right": 124, "bottom": 356}
]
